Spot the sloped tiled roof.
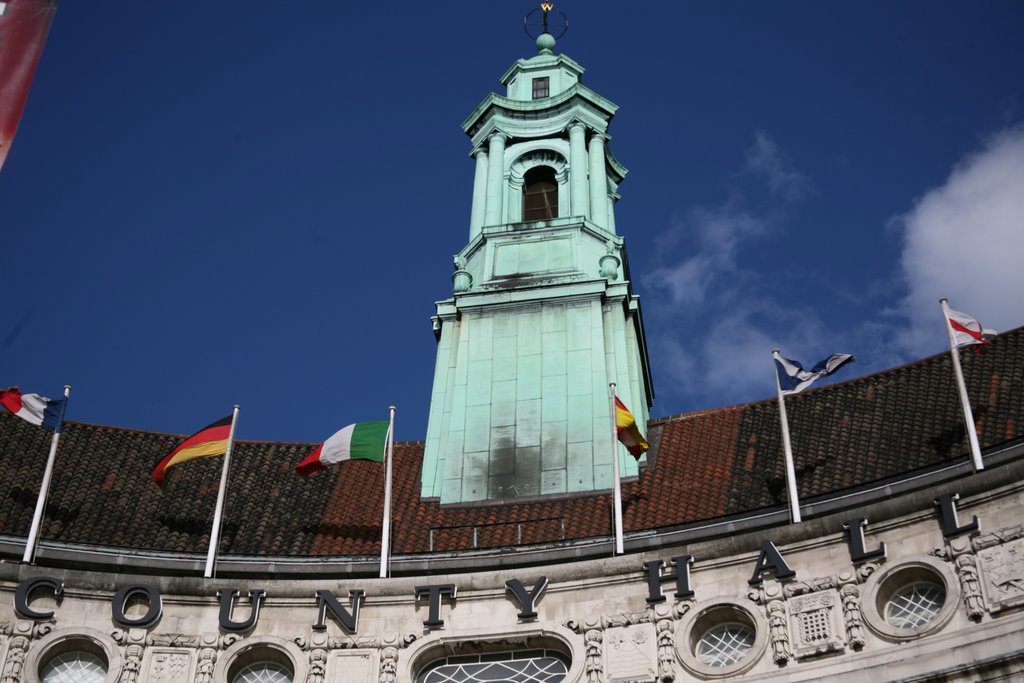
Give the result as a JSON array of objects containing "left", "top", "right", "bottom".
[{"left": 1, "top": 327, "right": 1022, "bottom": 558}]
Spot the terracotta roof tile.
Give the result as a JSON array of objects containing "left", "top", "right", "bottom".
[{"left": 2, "top": 327, "right": 1023, "bottom": 556}]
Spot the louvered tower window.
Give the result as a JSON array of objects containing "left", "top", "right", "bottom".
[{"left": 523, "top": 166, "right": 558, "bottom": 221}]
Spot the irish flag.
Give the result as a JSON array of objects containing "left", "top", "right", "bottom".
[
  {"left": 296, "top": 421, "right": 388, "bottom": 477},
  {"left": 615, "top": 397, "right": 649, "bottom": 460},
  {"left": 152, "top": 415, "right": 232, "bottom": 487}
]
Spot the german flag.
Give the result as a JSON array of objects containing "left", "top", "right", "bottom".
[{"left": 153, "top": 416, "right": 232, "bottom": 487}]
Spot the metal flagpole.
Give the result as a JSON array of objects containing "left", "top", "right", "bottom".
[
  {"left": 23, "top": 385, "right": 71, "bottom": 564},
  {"left": 380, "top": 406, "right": 396, "bottom": 578},
  {"left": 941, "top": 298, "right": 985, "bottom": 472},
  {"left": 609, "top": 383, "right": 625, "bottom": 555},
  {"left": 772, "top": 351, "right": 802, "bottom": 524},
  {"left": 204, "top": 405, "right": 240, "bottom": 579}
]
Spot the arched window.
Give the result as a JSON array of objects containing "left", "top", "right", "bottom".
[
  {"left": 523, "top": 166, "right": 558, "bottom": 221},
  {"left": 416, "top": 649, "right": 569, "bottom": 683}
]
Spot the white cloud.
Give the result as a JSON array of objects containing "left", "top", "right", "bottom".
[
  {"left": 742, "top": 131, "right": 811, "bottom": 201},
  {"left": 895, "top": 126, "right": 1024, "bottom": 355}
]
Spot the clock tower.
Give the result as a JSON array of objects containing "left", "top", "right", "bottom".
[{"left": 421, "top": 12, "right": 653, "bottom": 503}]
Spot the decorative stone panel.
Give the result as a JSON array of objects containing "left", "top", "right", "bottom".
[
  {"left": 787, "top": 591, "right": 844, "bottom": 659},
  {"left": 605, "top": 624, "right": 655, "bottom": 682},
  {"left": 977, "top": 535, "right": 1024, "bottom": 613},
  {"left": 331, "top": 650, "right": 376, "bottom": 683},
  {"left": 145, "top": 649, "right": 192, "bottom": 683}
]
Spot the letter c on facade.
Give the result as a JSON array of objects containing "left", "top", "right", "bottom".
[{"left": 15, "top": 576, "right": 64, "bottom": 621}]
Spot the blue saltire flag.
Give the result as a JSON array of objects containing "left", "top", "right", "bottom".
[{"left": 774, "top": 351, "right": 855, "bottom": 395}]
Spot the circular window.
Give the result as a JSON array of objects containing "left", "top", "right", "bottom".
[
  {"left": 677, "top": 599, "right": 766, "bottom": 677},
  {"left": 862, "top": 556, "right": 959, "bottom": 641},
  {"left": 40, "top": 651, "right": 107, "bottom": 683},
  {"left": 885, "top": 581, "right": 945, "bottom": 629},
  {"left": 696, "top": 622, "right": 756, "bottom": 668},
  {"left": 233, "top": 661, "right": 292, "bottom": 683}
]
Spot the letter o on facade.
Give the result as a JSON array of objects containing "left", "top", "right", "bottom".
[{"left": 111, "top": 585, "right": 163, "bottom": 628}]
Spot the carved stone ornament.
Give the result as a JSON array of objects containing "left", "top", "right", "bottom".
[
  {"left": 304, "top": 648, "right": 327, "bottom": 683},
  {"left": 0, "top": 635, "right": 30, "bottom": 683},
  {"left": 955, "top": 554, "right": 987, "bottom": 621},
  {"left": 655, "top": 617, "right": 677, "bottom": 681},
  {"left": 147, "top": 633, "right": 200, "bottom": 648},
  {"left": 788, "top": 591, "right": 844, "bottom": 659},
  {"left": 839, "top": 584, "right": 866, "bottom": 650},
  {"left": 766, "top": 599, "right": 792, "bottom": 665},
  {"left": 977, "top": 535, "right": 1024, "bottom": 613},
  {"left": 193, "top": 647, "right": 216, "bottom": 683},
  {"left": 378, "top": 646, "right": 399, "bottom": 683},
  {"left": 584, "top": 629, "right": 603, "bottom": 683},
  {"left": 118, "top": 643, "right": 144, "bottom": 683}
]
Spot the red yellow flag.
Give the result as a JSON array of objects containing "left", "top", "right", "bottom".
[
  {"left": 615, "top": 397, "right": 649, "bottom": 460},
  {"left": 152, "top": 416, "right": 232, "bottom": 487}
]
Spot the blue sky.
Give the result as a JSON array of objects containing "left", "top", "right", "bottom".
[{"left": 3, "top": 1, "right": 1023, "bottom": 442}]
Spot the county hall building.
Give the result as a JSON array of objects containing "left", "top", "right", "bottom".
[{"left": 2, "top": 11, "right": 1024, "bottom": 683}]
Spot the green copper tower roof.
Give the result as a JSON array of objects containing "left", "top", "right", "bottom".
[{"left": 420, "top": 22, "right": 653, "bottom": 504}]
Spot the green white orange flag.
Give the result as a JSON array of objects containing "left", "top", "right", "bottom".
[
  {"left": 615, "top": 397, "right": 649, "bottom": 459},
  {"left": 296, "top": 421, "right": 388, "bottom": 476},
  {"left": 152, "top": 416, "right": 232, "bottom": 487}
]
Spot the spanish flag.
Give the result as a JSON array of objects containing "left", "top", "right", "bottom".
[
  {"left": 153, "top": 416, "right": 232, "bottom": 487},
  {"left": 615, "top": 397, "right": 649, "bottom": 460}
]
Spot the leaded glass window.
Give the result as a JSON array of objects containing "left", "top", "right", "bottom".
[
  {"left": 885, "top": 581, "right": 945, "bottom": 629},
  {"left": 233, "top": 661, "right": 292, "bottom": 683},
  {"left": 696, "top": 622, "right": 755, "bottom": 668},
  {"left": 40, "top": 652, "right": 107, "bottom": 683},
  {"left": 417, "top": 649, "right": 569, "bottom": 683}
]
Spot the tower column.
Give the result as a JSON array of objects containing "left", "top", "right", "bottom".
[
  {"left": 469, "top": 146, "right": 489, "bottom": 240},
  {"left": 588, "top": 133, "right": 608, "bottom": 228},
  {"left": 484, "top": 132, "right": 507, "bottom": 226},
  {"left": 568, "top": 121, "right": 590, "bottom": 219}
]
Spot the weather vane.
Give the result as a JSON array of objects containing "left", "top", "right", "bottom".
[{"left": 524, "top": 2, "right": 569, "bottom": 41}]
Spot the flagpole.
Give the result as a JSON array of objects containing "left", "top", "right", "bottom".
[
  {"left": 380, "top": 406, "right": 396, "bottom": 578},
  {"left": 609, "top": 383, "right": 625, "bottom": 555},
  {"left": 940, "top": 298, "right": 985, "bottom": 472},
  {"left": 22, "top": 385, "right": 71, "bottom": 564},
  {"left": 773, "top": 351, "right": 802, "bottom": 523},
  {"left": 204, "top": 405, "right": 240, "bottom": 578}
]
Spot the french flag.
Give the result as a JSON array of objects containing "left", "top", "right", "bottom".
[{"left": 0, "top": 387, "right": 66, "bottom": 431}]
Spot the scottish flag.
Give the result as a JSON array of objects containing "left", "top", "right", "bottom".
[{"left": 774, "top": 351, "right": 855, "bottom": 395}]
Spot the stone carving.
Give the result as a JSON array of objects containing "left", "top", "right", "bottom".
[
  {"left": 656, "top": 617, "right": 676, "bottom": 681},
  {"left": 584, "top": 629, "right": 603, "bottom": 683},
  {"left": 839, "top": 584, "right": 865, "bottom": 650},
  {"left": 149, "top": 652, "right": 190, "bottom": 683},
  {"left": 118, "top": 644, "right": 144, "bottom": 683},
  {"left": 0, "top": 635, "right": 29, "bottom": 683},
  {"left": 148, "top": 633, "right": 199, "bottom": 648},
  {"left": 856, "top": 562, "right": 879, "bottom": 584},
  {"left": 978, "top": 536, "right": 1024, "bottom": 612},
  {"left": 379, "top": 646, "right": 399, "bottom": 683},
  {"left": 784, "top": 574, "right": 840, "bottom": 598},
  {"left": 305, "top": 648, "right": 327, "bottom": 683},
  {"left": 955, "top": 554, "right": 986, "bottom": 621},
  {"left": 767, "top": 600, "right": 791, "bottom": 665},
  {"left": 194, "top": 648, "right": 216, "bottom": 683},
  {"left": 789, "top": 591, "right": 844, "bottom": 659},
  {"left": 606, "top": 625, "right": 654, "bottom": 681},
  {"left": 972, "top": 524, "right": 1024, "bottom": 552},
  {"left": 601, "top": 609, "right": 651, "bottom": 629},
  {"left": 0, "top": 621, "right": 9, "bottom": 636}
]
